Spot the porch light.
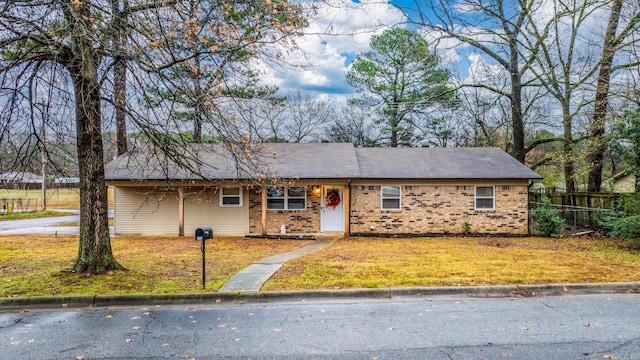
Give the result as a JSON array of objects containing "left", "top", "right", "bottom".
[{"left": 313, "top": 185, "right": 321, "bottom": 194}]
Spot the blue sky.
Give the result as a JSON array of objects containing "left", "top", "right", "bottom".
[{"left": 266, "top": 0, "right": 480, "bottom": 101}]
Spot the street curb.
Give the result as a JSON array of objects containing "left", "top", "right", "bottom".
[{"left": 1, "top": 282, "right": 638, "bottom": 311}]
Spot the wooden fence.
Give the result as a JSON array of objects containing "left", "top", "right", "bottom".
[
  {"left": 529, "top": 192, "right": 621, "bottom": 209},
  {"left": 529, "top": 192, "right": 639, "bottom": 231}
]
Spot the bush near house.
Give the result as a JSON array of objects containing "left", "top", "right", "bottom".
[{"left": 530, "top": 196, "right": 565, "bottom": 236}]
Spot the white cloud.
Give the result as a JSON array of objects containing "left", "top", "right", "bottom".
[
  {"left": 452, "top": 1, "right": 484, "bottom": 13},
  {"left": 464, "top": 52, "right": 506, "bottom": 84},
  {"left": 261, "top": 0, "right": 406, "bottom": 98}
]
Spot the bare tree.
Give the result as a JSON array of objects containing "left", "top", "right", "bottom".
[
  {"left": 0, "top": 0, "right": 305, "bottom": 274},
  {"left": 281, "top": 90, "right": 335, "bottom": 143},
  {"left": 521, "top": 0, "right": 606, "bottom": 191},
  {"left": 325, "top": 102, "right": 382, "bottom": 147},
  {"left": 404, "top": 0, "right": 543, "bottom": 161},
  {"left": 585, "top": 0, "right": 640, "bottom": 192}
]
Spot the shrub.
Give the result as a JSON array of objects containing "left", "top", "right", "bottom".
[
  {"left": 597, "top": 194, "right": 640, "bottom": 241},
  {"left": 597, "top": 209, "right": 623, "bottom": 236},
  {"left": 531, "top": 197, "right": 565, "bottom": 236},
  {"left": 612, "top": 214, "right": 640, "bottom": 244}
]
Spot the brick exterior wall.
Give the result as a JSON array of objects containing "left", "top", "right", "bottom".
[
  {"left": 248, "top": 188, "right": 322, "bottom": 234},
  {"left": 349, "top": 182, "right": 530, "bottom": 235}
]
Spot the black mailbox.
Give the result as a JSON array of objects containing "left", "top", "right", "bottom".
[{"left": 195, "top": 227, "right": 213, "bottom": 241}]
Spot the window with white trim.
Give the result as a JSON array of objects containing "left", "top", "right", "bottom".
[
  {"left": 474, "top": 186, "right": 495, "bottom": 210},
  {"left": 220, "top": 187, "right": 242, "bottom": 207},
  {"left": 267, "top": 186, "right": 307, "bottom": 210},
  {"left": 381, "top": 186, "right": 401, "bottom": 210}
]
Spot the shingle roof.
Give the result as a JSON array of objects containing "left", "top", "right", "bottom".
[
  {"left": 104, "top": 143, "right": 541, "bottom": 181},
  {"left": 355, "top": 147, "right": 541, "bottom": 179}
]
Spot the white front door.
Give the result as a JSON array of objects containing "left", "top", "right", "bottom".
[{"left": 321, "top": 186, "right": 344, "bottom": 232}]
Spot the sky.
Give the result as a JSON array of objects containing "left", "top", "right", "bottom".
[
  {"left": 265, "top": 0, "right": 621, "bottom": 114},
  {"left": 263, "top": 0, "right": 496, "bottom": 102},
  {"left": 263, "top": 0, "right": 409, "bottom": 101}
]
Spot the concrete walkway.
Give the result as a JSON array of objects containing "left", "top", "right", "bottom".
[{"left": 218, "top": 238, "right": 335, "bottom": 292}]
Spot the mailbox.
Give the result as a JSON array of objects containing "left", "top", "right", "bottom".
[{"left": 195, "top": 227, "right": 213, "bottom": 241}]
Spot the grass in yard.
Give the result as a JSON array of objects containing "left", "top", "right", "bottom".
[
  {"left": 0, "top": 210, "right": 74, "bottom": 221},
  {"left": 0, "top": 235, "right": 311, "bottom": 297},
  {"left": 263, "top": 236, "right": 640, "bottom": 290}
]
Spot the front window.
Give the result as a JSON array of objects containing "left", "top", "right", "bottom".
[
  {"left": 267, "top": 186, "right": 307, "bottom": 210},
  {"left": 220, "top": 187, "right": 242, "bottom": 207},
  {"left": 475, "top": 186, "right": 495, "bottom": 210},
  {"left": 381, "top": 186, "right": 401, "bottom": 210}
]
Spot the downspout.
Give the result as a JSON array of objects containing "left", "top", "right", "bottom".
[
  {"left": 347, "top": 179, "right": 351, "bottom": 236},
  {"left": 527, "top": 180, "right": 535, "bottom": 235}
]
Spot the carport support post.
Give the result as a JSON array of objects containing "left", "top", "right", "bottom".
[
  {"left": 178, "top": 186, "right": 184, "bottom": 236},
  {"left": 261, "top": 187, "right": 267, "bottom": 236}
]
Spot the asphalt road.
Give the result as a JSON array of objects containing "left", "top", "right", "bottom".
[
  {"left": 0, "top": 210, "right": 115, "bottom": 235},
  {"left": 1, "top": 293, "right": 639, "bottom": 359}
]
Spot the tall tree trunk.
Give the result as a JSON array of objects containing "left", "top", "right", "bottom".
[
  {"left": 114, "top": 59, "right": 128, "bottom": 155},
  {"left": 587, "top": 0, "right": 623, "bottom": 192},
  {"left": 562, "top": 102, "right": 576, "bottom": 192},
  {"left": 114, "top": 0, "right": 128, "bottom": 156},
  {"left": 70, "top": 67, "right": 123, "bottom": 274},
  {"left": 389, "top": 99, "right": 400, "bottom": 147},
  {"left": 509, "top": 37, "right": 525, "bottom": 163}
]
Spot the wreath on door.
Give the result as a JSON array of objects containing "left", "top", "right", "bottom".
[{"left": 325, "top": 189, "right": 340, "bottom": 209}]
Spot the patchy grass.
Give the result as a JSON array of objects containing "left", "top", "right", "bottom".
[
  {"left": 0, "top": 210, "right": 74, "bottom": 221},
  {"left": 0, "top": 235, "right": 311, "bottom": 297},
  {"left": 263, "top": 236, "right": 640, "bottom": 290},
  {"left": 0, "top": 188, "right": 80, "bottom": 209}
]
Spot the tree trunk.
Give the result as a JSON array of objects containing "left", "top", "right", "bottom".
[
  {"left": 114, "top": 59, "right": 128, "bottom": 155},
  {"left": 509, "top": 38, "right": 525, "bottom": 163},
  {"left": 587, "top": 0, "right": 623, "bottom": 192},
  {"left": 71, "top": 67, "right": 123, "bottom": 274},
  {"left": 114, "top": 0, "right": 128, "bottom": 156},
  {"left": 562, "top": 102, "right": 576, "bottom": 192}
]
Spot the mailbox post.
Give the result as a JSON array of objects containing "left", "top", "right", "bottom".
[{"left": 195, "top": 227, "right": 213, "bottom": 289}]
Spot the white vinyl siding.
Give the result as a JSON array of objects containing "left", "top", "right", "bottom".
[
  {"left": 114, "top": 187, "right": 249, "bottom": 236},
  {"left": 114, "top": 187, "right": 179, "bottom": 235},
  {"left": 185, "top": 189, "right": 249, "bottom": 235}
]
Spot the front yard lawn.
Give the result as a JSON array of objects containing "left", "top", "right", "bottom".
[
  {"left": 0, "top": 235, "right": 311, "bottom": 297},
  {"left": 2, "top": 235, "right": 639, "bottom": 297},
  {"left": 263, "top": 236, "right": 640, "bottom": 290}
]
